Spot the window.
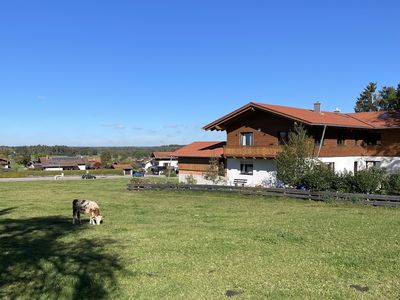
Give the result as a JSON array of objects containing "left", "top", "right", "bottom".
[
  {"left": 278, "top": 131, "right": 288, "bottom": 145},
  {"left": 240, "top": 132, "right": 253, "bottom": 146},
  {"left": 354, "top": 161, "right": 358, "bottom": 174},
  {"left": 337, "top": 131, "right": 345, "bottom": 146},
  {"left": 325, "top": 162, "right": 335, "bottom": 172},
  {"left": 366, "top": 161, "right": 381, "bottom": 169},
  {"left": 240, "top": 163, "right": 253, "bottom": 175},
  {"left": 364, "top": 133, "right": 382, "bottom": 146}
]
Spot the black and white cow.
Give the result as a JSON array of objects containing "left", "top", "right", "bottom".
[{"left": 72, "top": 199, "right": 103, "bottom": 225}]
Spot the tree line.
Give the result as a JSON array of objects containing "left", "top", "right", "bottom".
[{"left": 0, "top": 145, "right": 183, "bottom": 166}]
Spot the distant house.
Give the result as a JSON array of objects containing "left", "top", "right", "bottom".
[
  {"left": 141, "top": 159, "right": 153, "bottom": 171},
  {"left": 39, "top": 156, "right": 87, "bottom": 171},
  {"left": 87, "top": 159, "right": 102, "bottom": 169},
  {"left": 28, "top": 161, "right": 42, "bottom": 170},
  {"left": 173, "top": 141, "right": 226, "bottom": 184},
  {"left": 112, "top": 163, "right": 133, "bottom": 176},
  {"left": 150, "top": 152, "right": 178, "bottom": 173},
  {"left": 0, "top": 158, "right": 10, "bottom": 169}
]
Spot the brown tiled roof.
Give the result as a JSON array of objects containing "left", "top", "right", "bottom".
[
  {"left": 112, "top": 164, "right": 133, "bottom": 170},
  {"left": 173, "top": 141, "right": 225, "bottom": 158},
  {"left": 39, "top": 157, "right": 87, "bottom": 168},
  {"left": 203, "top": 102, "right": 400, "bottom": 130},
  {"left": 151, "top": 152, "right": 177, "bottom": 158},
  {"left": 347, "top": 110, "right": 400, "bottom": 128},
  {"left": 0, "top": 158, "right": 10, "bottom": 165}
]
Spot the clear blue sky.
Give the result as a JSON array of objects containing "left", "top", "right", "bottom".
[{"left": 1, "top": 0, "right": 399, "bottom": 146}]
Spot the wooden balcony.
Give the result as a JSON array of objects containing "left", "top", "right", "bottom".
[{"left": 223, "top": 145, "right": 282, "bottom": 158}]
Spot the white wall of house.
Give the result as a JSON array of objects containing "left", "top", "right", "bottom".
[
  {"left": 318, "top": 156, "right": 400, "bottom": 174},
  {"left": 44, "top": 167, "right": 63, "bottom": 171},
  {"left": 78, "top": 165, "right": 87, "bottom": 170},
  {"left": 226, "top": 158, "right": 277, "bottom": 187},
  {"left": 224, "top": 156, "right": 400, "bottom": 187},
  {"left": 154, "top": 159, "right": 178, "bottom": 168},
  {"left": 143, "top": 161, "right": 152, "bottom": 170}
]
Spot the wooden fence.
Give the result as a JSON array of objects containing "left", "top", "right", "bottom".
[{"left": 127, "top": 183, "right": 400, "bottom": 207}]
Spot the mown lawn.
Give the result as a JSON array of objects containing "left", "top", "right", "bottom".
[{"left": 0, "top": 179, "right": 399, "bottom": 299}]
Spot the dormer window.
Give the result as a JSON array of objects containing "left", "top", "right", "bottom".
[{"left": 240, "top": 132, "right": 253, "bottom": 146}]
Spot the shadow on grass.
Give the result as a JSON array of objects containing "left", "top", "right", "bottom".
[
  {"left": 0, "top": 207, "right": 17, "bottom": 216},
  {"left": 0, "top": 214, "right": 123, "bottom": 299}
]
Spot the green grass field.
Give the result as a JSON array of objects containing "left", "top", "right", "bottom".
[{"left": 0, "top": 179, "right": 399, "bottom": 299}]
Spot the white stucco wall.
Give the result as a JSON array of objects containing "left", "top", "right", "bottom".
[
  {"left": 225, "top": 156, "right": 400, "bottom": 187},
  {"left": 155, "top": 159, "right": 178, "bottom": 168},
  {"left": 318, "top": 156, "right": 400, "bottom": 174},
  {"left": 226, "top": 158, "right": 277, "bottom": 187},
  {"left": 78, "top": 165, "right": 86, "bottom": 170}
]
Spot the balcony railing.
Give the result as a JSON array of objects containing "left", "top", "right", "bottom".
[{"left": 223, "top": 146, "right": 282, "bottom": 158}]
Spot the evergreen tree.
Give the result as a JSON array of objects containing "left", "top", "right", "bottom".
[
  {"left": 377, "top": 86, "right": 398, "bottom": 111},
  {"left": 354, "top": 82, "right": 379, "bottom": 112}
]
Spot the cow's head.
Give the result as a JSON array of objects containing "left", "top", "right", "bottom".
[{"left": 94, "top": 215, "right": 104, "bottom": 225}]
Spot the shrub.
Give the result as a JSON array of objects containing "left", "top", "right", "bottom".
[
  {"left": 387, "top": 173, "right": 400, "bottom": 195},
  {"left": 300, "top": 164, "right": 335, "bottom": 191},
  {"left": 352, "top": 168, "right": 386, "bottom": 194},
  {"left": 130, "top": 177, "right": 150, "bottom": 185},
  {"left": 165, "top": 167, "right": 177, "bottom": 177},
  {"left": 185, "top": 174, "right": 197, "bottom": 185},
  {"left": 332, "top": 171, "right": 355, "bottom": 193}
]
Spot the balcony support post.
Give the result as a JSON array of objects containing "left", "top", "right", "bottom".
[{"left": 316, "top": 125, "right": 327, "bottom": 158}]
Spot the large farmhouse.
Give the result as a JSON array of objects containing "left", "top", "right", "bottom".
[
  {"left": 38, "top": 156, "right": 88, "bottom": 171},
  {"left": 203, "top": 102, "right": 400, "bottom": 187}
]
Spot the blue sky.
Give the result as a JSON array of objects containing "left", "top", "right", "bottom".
[{"left": 1, "top": 0, "right": 399, "bottom": 146}]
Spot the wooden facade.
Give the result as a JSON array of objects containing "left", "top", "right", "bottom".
[
  {"left": 178, "top": 157, "right": 226, "bottom": 175},
  {"left": 222, "top": 109, "right": 400, "bottom": 158}
]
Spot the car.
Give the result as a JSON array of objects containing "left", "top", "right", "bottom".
[
  {"left": 82, "top": 174, "right": 96, "bottom": 179},
  {"left": 132, "top": 171, "right": 145, "bottom": 177}
]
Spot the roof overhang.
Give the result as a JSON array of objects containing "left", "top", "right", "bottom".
[{"left": 202, "top": 102, "right": 373, "bottom": 131}]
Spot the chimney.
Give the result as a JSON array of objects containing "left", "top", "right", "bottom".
[
  {"left": 333, "top": 108, "right": 341, "bottom": 113},
  {"left": 313, "top": 101, "right": 321, "bottom": 113}
]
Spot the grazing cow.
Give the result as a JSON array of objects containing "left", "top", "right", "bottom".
[{"left": 72, "top": 199, "right": 103, "bottom": 225}]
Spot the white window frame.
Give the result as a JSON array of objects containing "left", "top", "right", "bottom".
[{"left": 240, "top": 132, "right": 253, "bottom": 146}]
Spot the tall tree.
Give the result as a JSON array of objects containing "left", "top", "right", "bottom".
[
  {"left": 100, "top": 150, "right": 112, "bottom": 168},
  {"left": 377, "top": 86, "right": 398, "bottom": 111},
  {"left": 354, "top": 82, "right": 379, "bottom": 112}
]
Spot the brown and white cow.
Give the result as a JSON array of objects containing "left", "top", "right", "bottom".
[{"left": 72, "top": 199, "right": 103, "bottom": 225}]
